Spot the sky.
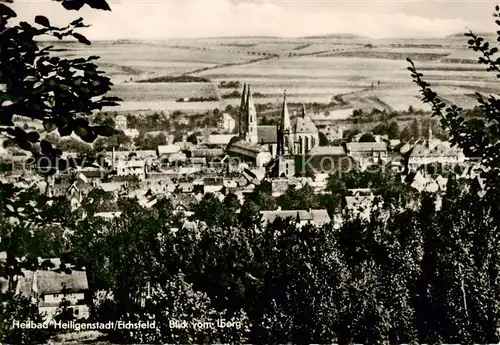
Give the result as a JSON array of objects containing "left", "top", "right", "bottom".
[{"left": 9, "top": 0, "right": 500, "bottom": 40}]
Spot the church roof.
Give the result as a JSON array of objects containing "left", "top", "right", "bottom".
[
  {"left": 294, "top": 115, "right": 318, "bottom": 134},
  {"left": 258, "top": 125, "right": 278, "bottom": 144},
  {"left": 228, "top": 139, "right": 269, "bottom": 153}
]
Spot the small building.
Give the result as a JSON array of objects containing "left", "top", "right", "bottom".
[
  {"left": 157, "top": 144, "right": 181, "bottom": 157},
  {"left": 0, "top": 260, "right": 90, "bottom": 322},
  {"left": 217, "top": 113, "right": 236, "bottom": 133},
  {"left": 115, "top": 115, "right": 127, "bottom": 131},
  {"left": 203, "top": 177, "right": 224, "bottom": 194},
  {"left": 115, "top": 159, "right": 145, "bottom": 179},
  {"left": 36, "top": 270, "right": 90, "bottom": 322},
  {"left": 406, "top": 137, "right": 465, "bottom": 170}
]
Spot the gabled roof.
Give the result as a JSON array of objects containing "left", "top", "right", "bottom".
[
  {"left": 100, "top": 182, "right": 126, "bottom": 192},
  {"left": 409, "top": 139, "right": 463, "bottom": 158},
  {"left": 169, "top": 193, "right": 198, "bottom": 210},
  {"left": 344, "top": 195, "right": 375, "bottom": 211},
  {"left": 36, "top": 270, "right": 88, "bottom": 295}
]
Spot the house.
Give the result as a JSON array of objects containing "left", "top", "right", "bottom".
[
  {"left": 406, "top": 135, "right": 465, "bottom": 170},
  {"left": 389, "top": 139, "right": 401, "bottom": 149},
  {"left": 138, "top": 194, "right": 158, "bottom": 208},
  {"left": 99, "top": 182, "right": 127, "bottom": 197},
  {"left": 0, "top": 257, "right": 90, "bottom": 322},
  {"left": 346, "top": 142, "right": 388, "bottom": 169},
  {"left": 36, "top": 270, "right": 90, "bottom": 322},
  {"left": 168, "top": 193, "right": 198, "bottom": 212},
  {"left": 222, "top": 179, "right": 238, "bottom": 194},
  {"left": 405, "top": 171, "right": 440, "bottom": 193},
  {"left": 115, "top": 115, "right": 127, "bottom": 130},
  {"left": 217, "top": 113, "right": 236, "bottom": 133},
  {"left": 177, "top": 181, "right": 194, "bottom": 193},
  {"left": 123, "top": 128, "right": 139, "bottom": 138},
  {"left": 115, "top": 159, "right": 145, "bottom": 179},
  {"left": 260, "top": 207, "right": 331, "bottom": 228},
  {"left": 203, "top": 177, "right": 224, "bottom": 194},
  {"left": 157, "top": 144, "right": 181, "bottom": 157}
]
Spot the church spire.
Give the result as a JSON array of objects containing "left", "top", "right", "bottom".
[
  {"left": 238, "top": 83, "right": 247, "bottom": 137},
  {"left": 281, "top": 90, "right": 291, "bottom": 131},
  {"left": 301, "top": 103, "right": 307, "bottom": 118},
  {"left": 245, "top": 84, "right": 258, "bottom": 144}
]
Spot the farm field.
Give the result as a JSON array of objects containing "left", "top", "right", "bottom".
[
  {"left": 109, "top": 83, "right": 220, "bottom": 102},
  {"left": 49, "top": 34, "right": 500, "bottom": 114},
  {"left": 105, "top": 101, "right": 222, "bottom": 112}
]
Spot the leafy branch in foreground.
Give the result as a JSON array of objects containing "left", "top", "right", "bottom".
[
  {"left": 407, "top": 5, "right": 500, "bottom": 192},
  {"left": 0, "top": 1, "right": 118, "bottom": 175}
]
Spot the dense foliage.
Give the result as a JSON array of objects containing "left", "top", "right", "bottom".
[{"left": 2, "top": 174, "right": 498, "bottom": 344}]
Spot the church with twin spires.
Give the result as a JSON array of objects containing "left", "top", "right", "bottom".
[{"left": 227, "top": 83, "right": 320, "bottom": 177}]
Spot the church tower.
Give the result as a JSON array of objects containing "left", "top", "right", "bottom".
[
  {"left": 274, "top": 90, "right": 296, "bottom": 178},
  {"left": 238, "top": 83, "right": 247, "bottom": 138},
  {"left": 245, "top": 85, "right": 258, "bottom": 144},
  {"left": 281, "top": 90, "right": 294, "bottom": 155}
]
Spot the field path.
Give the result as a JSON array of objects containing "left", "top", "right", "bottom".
[{"left": 184, "top": 55, "right": 279, "bottom": 76}]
